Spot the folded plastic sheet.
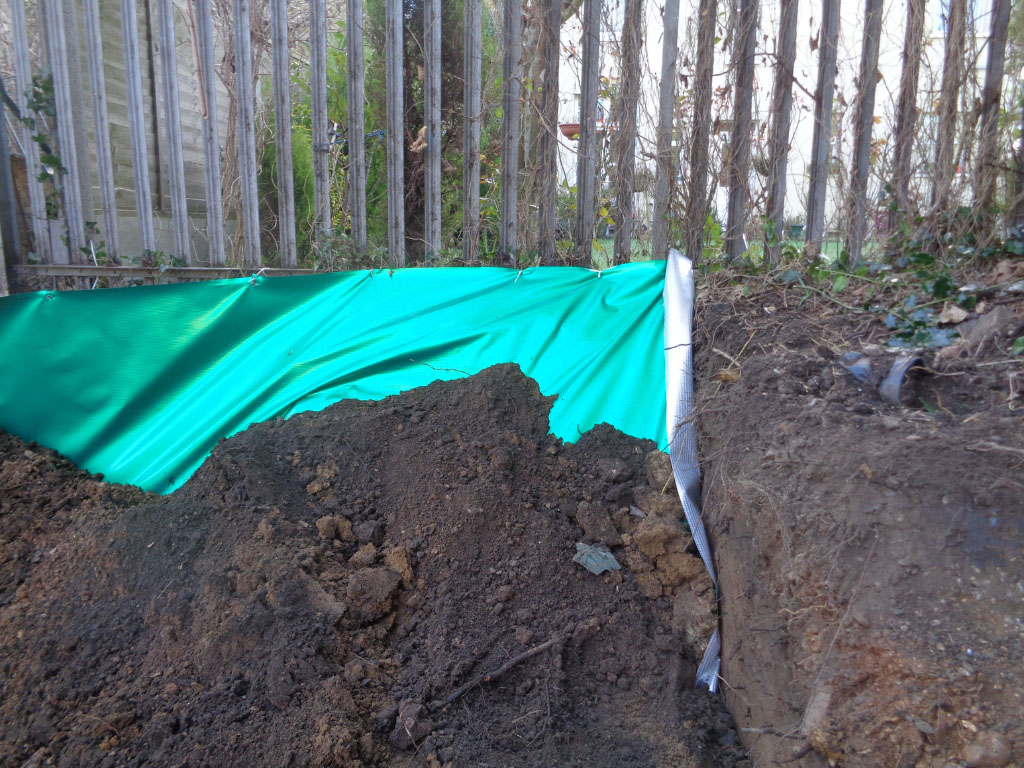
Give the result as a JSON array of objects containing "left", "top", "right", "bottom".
[
  {"left": 665, "top": 249, "right": 720, "bottom": 690},
  {"left": 0, "top": 263, "right": 666, "bottom": 493}
]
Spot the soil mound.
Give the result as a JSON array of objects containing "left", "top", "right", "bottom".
[{"left": 0, "top": 364, "right": 745, "bottom": 768}]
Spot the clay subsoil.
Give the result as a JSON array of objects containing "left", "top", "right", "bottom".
[
  {"left": 697, "top": 284, "right": 1023, "bottom": 767},
  {"left": 0, "top": 365, "right": 745, "bottom": 768}
]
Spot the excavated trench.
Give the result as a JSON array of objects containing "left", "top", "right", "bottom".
[{"left": 695, "top": 292, "right": 1023, "bottom": 767}]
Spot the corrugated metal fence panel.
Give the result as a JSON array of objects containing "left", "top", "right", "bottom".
[{"left": 81, "top": 0, "right": 232, "bottom": 215}]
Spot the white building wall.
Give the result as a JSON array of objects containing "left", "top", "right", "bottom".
[{"left": 551, "top": 0, "right": 1011, "bottom": 244}]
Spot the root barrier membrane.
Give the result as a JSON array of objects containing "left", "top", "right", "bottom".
[{"left": 0, "top": 262, "right": 667, "bottom": 493}]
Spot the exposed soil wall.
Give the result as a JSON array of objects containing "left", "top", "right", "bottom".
[{"left": 696, "top": 288, "right": 1023, "bottom": 767}]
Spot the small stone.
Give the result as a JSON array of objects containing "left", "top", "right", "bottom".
[
  {"left": 306, "top": 580, "right": 347, "bottom": 624},
  {"left": 255, "top": 517, "right": 275, "bottom": 542},
  {"left": 342, "top": 659, "right": 365, "bottom": 684},
  {"left": 307, "top": 462, "right": 339, "bottom": 495},
  {"left": 489, "top": 448, "right": 513, "bottom": 473},
  {"left": 644, "top": 451, "right": 674, "bottom": 493},
  {"left": 349, "top": 543, "right": 378, "bottom": 568},
  {"left": 390, "top": 700, "right": 433, "bottom": 749},
  {"left": 316, "top": 515, "right": 338, "bottom": 540},
  {"left": 624, "top": 549, "right": 654, "bottom": 573},
  {"left": 634, "top": 518, "right": 687, "bottom": 559},
  {"left": 671, "top": 585, "right": 717, "bottom": 654},
  {"left": 514, "top": 626, "right": 535, "bottom": 645},
  {"left": 911, "top": 718, "right": 934, "bottom": 735},
  {"left": 374, "top": 704, "right": 398, "bottom": 734},
  {"left": 967, "top": 306, "right": 1013, "bottom": 351},
  {"left": 354, "top": 520, "right": 386, "bottom": 546},
  {"left": 936, "top": 341, "right": 968, "bottom": 363},
  {"left": 962, "top": 731, "right": 1011, "bottom": 767},
  {"left": 635, "top": 572, "right": 663, "bottom": 599},
  {"left": 347, "top": 568, "right": 402, "bottom": 623},
  {"left": 572, "top": 617, "right": 601, "bottom": 647},
  {"left": 576, "top": 501, "right": 620, "bottom": 544},
  {"left": 497, "top": 585, "right": 515, "bottom": 602},
  {"left": 937, "top": 302, "right": 969, "bottom": 325},
  {"left": 385, "top": 546, "right": 414, "bottom": 588},
  {"left": 358, "top": 732, "right": 375, "bottom": 759},
  {"left": 655, "top": 552, "right": 705, "bottom": 586},
  {"left": 337, "top": 518, "right": 356, "bottom": 542},
  {"left": 322, "top": 676, "right": 357, "bottom": 712},
  {"left": 596, "top": 458, "right": 633, "bottom": 484}
]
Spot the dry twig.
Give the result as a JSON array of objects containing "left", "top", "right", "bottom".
[
  {"left": 437, "top": 634, "right": 566, "bottom": 709},
  {"left": 741, "top": 726, "right": 803, "bottom": 740}
]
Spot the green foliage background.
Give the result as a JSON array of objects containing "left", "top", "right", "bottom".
[{"left": 258, "top": 0, "right": 505, "bottom": 267}]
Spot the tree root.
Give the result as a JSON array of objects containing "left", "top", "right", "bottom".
[{"left": 435, "top": 633, "right": 566, "bottom": 710}]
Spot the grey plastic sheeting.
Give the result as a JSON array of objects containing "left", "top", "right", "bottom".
[{"left": 665, "top": 250, "right": 720, "bottom": 691}]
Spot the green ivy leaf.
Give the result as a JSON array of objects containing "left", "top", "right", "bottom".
[
  {"left": 39, "top": 153, "right": 66, "bottom": 173},
  {"left": 925, "top": 274, "right": 954, "bottom": 299},
  {"left": 776, "top": 268, "right": 800, "bottom": 284},
  {"left": 955, "top": 293, "right": 977, "bottom": 310},
  {"left": 832, "top": 274, "right": 849, "bottom": 292}
]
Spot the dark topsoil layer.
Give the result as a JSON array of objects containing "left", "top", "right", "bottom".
[
  {"left": 0, "top": 365, "right": 744, "bottom": 768},
  {"left": 697, "top": 285, "right": 1023, "bottom": 767}
]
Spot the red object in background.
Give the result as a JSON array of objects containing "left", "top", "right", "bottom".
[{"left": 559, "top": 123, "right": 580, "bottom": 139}]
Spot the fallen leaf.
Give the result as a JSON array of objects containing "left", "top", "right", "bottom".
[
  {"left": 995, "top": 259, "right": 1024, "bottom": 283},
  {"left": 937, "top": 303, "right": 969, "bottom": 325}
]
